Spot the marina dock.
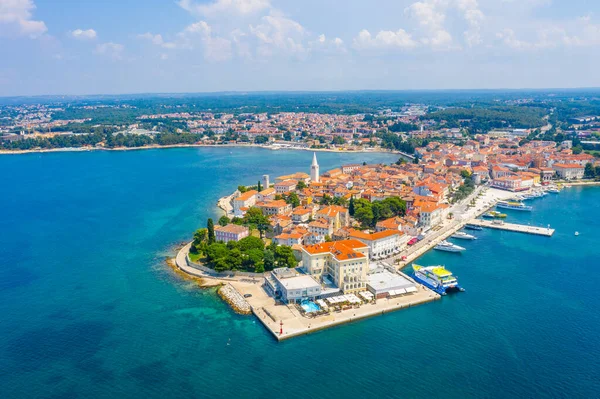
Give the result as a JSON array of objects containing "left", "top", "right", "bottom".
[{"left": 467, "top": 219, "right": 554, "bottom": 236}]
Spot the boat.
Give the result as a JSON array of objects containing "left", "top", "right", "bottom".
[
  {"left": 452, "top": 231, "right": 477, "bottom": 240},
  {"left": 412, "top": 265, "right": 465, "bottom": 295},
  {"left": 434, "top": 240, "right": 466, "bottom": 253},
  {"left": 575, "top": 231, "right": 580, "bottom": 236},
  {"left": 496, "top": 201, "right": 533, "bottom": 211},
  {"left": 483, "top": 210, "right": 507, "bottom": 219},
  {"left": 465, "top": 223, "right": 483, "bottom": 231},
  {"left": 547, "top": 187, "right": 560, "bottom": 194}
]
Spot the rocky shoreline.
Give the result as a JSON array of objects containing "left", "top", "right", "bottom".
[{"left": 217, "top": 284, "right": 252, "bottom": 315}]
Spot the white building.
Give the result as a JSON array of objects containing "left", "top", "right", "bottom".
[
  {"left": 310, "top": 152, "right": 320, "bottom": 183},
  {"left": 301, "top": 240, "right": 369, "bottom": 294},
  {"left": 552, "top": 163, "right": 584, "bottom": 180},
  {"left": 264, "top": 268, "right": 322, "bottom": 303},
  {"left": 348, "top": 229, "right": 405, "bottom": 259},
  {"left": 232, "top": 190, "right": 258, "bottom": 217}
]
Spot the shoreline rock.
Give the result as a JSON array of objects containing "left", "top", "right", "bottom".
[{"left": 217, "top": 284, "right": 252, "bottom": 315}]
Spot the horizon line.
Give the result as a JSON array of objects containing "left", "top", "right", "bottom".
[{"left": 3, "top": 87, "right": 600, "bottom": 100}]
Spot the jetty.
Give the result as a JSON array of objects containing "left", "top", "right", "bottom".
[{"left": 467, "top": 219, "right": 554, "bottom": 236}]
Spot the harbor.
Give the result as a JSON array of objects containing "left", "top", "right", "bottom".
[{"left": 173, "top": 183, "right": 561, "bottom": 341}]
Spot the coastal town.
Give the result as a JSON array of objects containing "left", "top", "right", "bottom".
[{"left": 174, "top": 132, "right": 598, "bottom": 340}]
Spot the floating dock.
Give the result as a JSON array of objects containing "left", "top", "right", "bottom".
[{"left": 467, "top": 219, "right": 554, "bottom": 236}]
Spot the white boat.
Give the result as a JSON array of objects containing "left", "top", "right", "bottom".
[
  {"left": 452, "top": 231, "right": 477, "bottom": 240},
  {"left": 434, "top": 240, "right": 466, "bottom": 253},
  {"left": 575, "top": 231, "right": 580, "bottom": 236},
  {"left": 497, "top": 201, "right": 533, "bottom": 211},
  {"left": 547, "top": 187, "right": 560, "bottom": 193}
]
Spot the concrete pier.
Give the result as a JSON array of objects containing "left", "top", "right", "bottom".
[{"left": 467, "top": 219, "right": 554, "bottom": 236}]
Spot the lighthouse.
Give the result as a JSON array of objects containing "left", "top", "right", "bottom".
[{"left": 310, "top": 152, "right": 320, "bottom": 183}]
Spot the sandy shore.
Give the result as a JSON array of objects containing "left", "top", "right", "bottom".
[{"left": 0, "top": 143, "right": 399, "bottom": 156}]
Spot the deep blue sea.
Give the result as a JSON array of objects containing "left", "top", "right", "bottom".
[{"left": 1, "top": 147, "right": 599, "bottom": 399}]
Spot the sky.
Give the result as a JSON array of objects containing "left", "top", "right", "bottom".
[{"left": 1, "top": 0, "right": 599, "bottom": 96}]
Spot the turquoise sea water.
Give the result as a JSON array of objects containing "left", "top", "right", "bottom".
[{"left": 1, "top": 148, "right": 599, "bottom": 398}]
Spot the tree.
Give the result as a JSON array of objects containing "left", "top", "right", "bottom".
[
  {"left": 218, "top": 215, "right": 230, "bottom": 226},
  {"left": 193, "top": 228, "right": 208, "bottom": 246},
  {"left": 263, "top": 250, "right": 275, "bottom": 271},
  {"left": 331, "top": 136, "right": 345, "bottom": 145},
  {"left": 244, "top": 248, "right": 264, "bottom": 270},
  {"left": 320, "top": 194, "right": 334, "bottom": 205},
  {"left": 257, "top": 180, "right": 263, "bottom": 192},
  {"left": 349, "top": 196, "right": 356, "bottom": 216},
  {"left": 285, "top": 192, "right": 300, "bottom": 208},
  {"left": 243, "top": 207, "right": 270, "bottom": 238},
  {"left": 283, "top": 132, "right": 293, "bottom": 141},
  {"left": 460, "top": 169, "right": 472, "bottom": 179},
  {"left": 237, "top": 185, "right": 247, "bottom": 193},
  {"left": 585, "top": 163, "right": 595, "bottom": 178},
  {"left": 355, "top": 207, "right": 374, "bottom": 227},
  {"left": 296, "top": 181, "right": 307, "bottom": 190},
  {"left": 324, "top": 235, "right": 332, "bottom": 242},
  {"left": 205, "top": 243, "right": 228, "bottom": 263},
  {"left": 275, "top": 245, "right": 297, "bottom": 268},
  {"left": 207, "top": 218, "right": 216, "bottom": 244},
  {"left": 226, "top": 248, "right": 243, "bottom": 270},
  {"left": 238, "top": 236, "right": 265, "bottom": 252}
]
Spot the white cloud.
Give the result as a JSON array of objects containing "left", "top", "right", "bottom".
[
  {"left": 0, "top": 0, "right": 47, "bottom": 38},
  {"left": 353, "top": 28, "right": 418, "bottom": 50},
  {"left": 137, "top": 32, "right": 177, "bottom": 48},
  {"left": 405, "top": 0, "right": 453, "bottom": 49},
  {"left": 250, "top": 14, "right": 306, "bottom": 57},
  {"left": 456, "top": 0, "right": 484, "bottom": 46},
  {"left": 70, "top": 28, "right": 97, "bottom": 40},
  {"left": 95, "top": 42, "right": 125, "bottom": 60},
  {"left": 178, "top": 20, "right": 233, "bottom": 61},
  {"left": 177, "top": 0, "right": 270, "bottom": 18}
]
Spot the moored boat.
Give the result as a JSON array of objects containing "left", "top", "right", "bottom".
[
  {"left": 483, "top": 210, "right": 507, "bottom": 219},
  {"left": 496, "top": 200, "right": 533, "bottom": 211},
  {"left": 465, "top": 223, "right": 483, "bottom": 231},
  {"left": 452, "top": 231, "right": 477, "bottom": 240},
  {"left": 412, "top": 265, "right": 465, "bottom": 295},
  {"left": 434, "top": 240, "right": 466, "bottom": 253}
]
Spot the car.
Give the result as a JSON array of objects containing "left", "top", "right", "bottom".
[{"left": 243, "top": 293, "right": 252, "bottom": 298}]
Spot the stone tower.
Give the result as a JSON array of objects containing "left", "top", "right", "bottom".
[
  {"left": 310, "top": 152, "right": 320, "bottom": 183},
  {"left": 262, "top": 174, "right": 270, "bottom": 189}
]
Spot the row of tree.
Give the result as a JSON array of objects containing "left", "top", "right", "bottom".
[{"left": 0, "top": 130, "right": 206, "bottom": 150}]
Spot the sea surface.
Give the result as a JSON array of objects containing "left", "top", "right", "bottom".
[{"left": 1, "top": 148, "right": 599, "bottom": 399}]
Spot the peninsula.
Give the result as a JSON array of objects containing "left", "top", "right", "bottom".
[{"left": 173, "top": 131, "right": 597, "bottom": 340}]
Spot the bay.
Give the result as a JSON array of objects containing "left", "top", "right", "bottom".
[{"left": 0, "top": 147, "right": 599, "bottom": 398}]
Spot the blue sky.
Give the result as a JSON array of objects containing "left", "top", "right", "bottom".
[{"left": 1, "top": 0, "right": 599, "bottom": 96}]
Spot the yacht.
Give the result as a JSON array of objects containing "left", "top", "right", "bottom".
[
  {"left": 452, "top": 231, "right": 477, "bottom": 240},
  {"left": 496, "top": 201, "right": 533, "bottom": 211},
  {"left": 413, "top": 265, "right": 465, "bottom": 295},
  {"left": 465, "top": 223, "right": 483, "bottom": 231},
  {"left": 434, "top": 240, "right": 466, "bottom": 253}
]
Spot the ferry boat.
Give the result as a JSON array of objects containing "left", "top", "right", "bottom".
[
  {"left": 496, "top": 201, "right": 533, "bottom": 211},
  {"left": 412, "top": 265, "right": 465, "bottom": 295},
  {"left": 434, "top": 240, "right": 466, "bottom": 253},
  {"left": 465, "top": 223, "right": 483, "bottom": 231},
  {"left": 452, "top": 231, "right": 477, "bottom": 240},
  {"left": 483, "top": 211, "right": 507, "bottom": 219}
]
